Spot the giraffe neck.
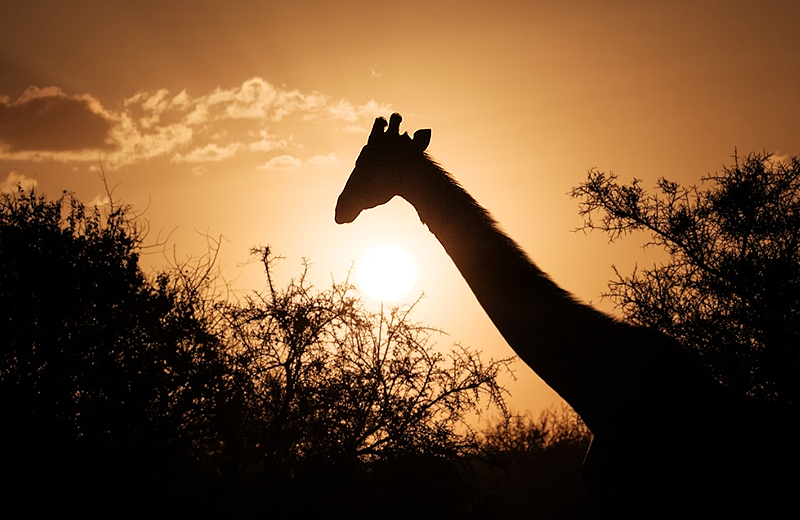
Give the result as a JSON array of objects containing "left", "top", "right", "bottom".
[{"left": 401, "top": 156, "right": 709, "bottom": 435}]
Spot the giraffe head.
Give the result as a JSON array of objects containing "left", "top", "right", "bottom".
[{"left": 335, "top": 113, "right": 431, "bottom": 224}]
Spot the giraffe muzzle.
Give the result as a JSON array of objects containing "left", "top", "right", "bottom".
[{"left": 334, "top": 198, "right": 358, "bottom": 224}]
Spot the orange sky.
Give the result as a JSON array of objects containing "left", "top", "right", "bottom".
[{"left": 2, "top": 0, "right": 799, "bottom": 416}]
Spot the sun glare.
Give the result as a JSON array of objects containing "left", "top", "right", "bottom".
[{"left": 357, "top": 245, "right": 417, "bottom": 302}]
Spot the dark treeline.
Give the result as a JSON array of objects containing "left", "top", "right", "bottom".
[{"left": 0, "top": 188, "right": 593, "bottom": 519}]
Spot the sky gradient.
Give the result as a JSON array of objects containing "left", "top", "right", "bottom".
[{"left": 2, "top": 0, "right": 799, "bottom": 415}]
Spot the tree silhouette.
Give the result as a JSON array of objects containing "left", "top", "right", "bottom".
[
  {"left": 0, "top": 187, "right": 520, "bottom": 518},
  {"left": 0, "top": 187, "right": 236, "bottom": 516},
  {"left": 213, "top": 248, "right": 515, "bottom": 516},
  {"left": 571, "top": 152, "right": 800, "bottom": 407}
]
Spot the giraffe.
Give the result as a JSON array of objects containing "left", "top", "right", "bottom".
[{"left": 334, "top": 114, "right": 794, "bottom": 519}]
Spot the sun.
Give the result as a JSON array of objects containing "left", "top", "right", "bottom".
[{"left": 357, "top": 245, "right": 417, "bottom": 302}]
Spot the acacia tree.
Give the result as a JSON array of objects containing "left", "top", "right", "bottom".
[
  {"left": 218, "top": 247, "right": 514, "bottom": 476},
  {"left": 206, "top": 248, "right": 516, "bottom": 517},
  {"left": 570, "top": 152, "right": 800, "bottom": 406},
  {"left": 0, "top": 187, "right": 238, "bottom": 515}
]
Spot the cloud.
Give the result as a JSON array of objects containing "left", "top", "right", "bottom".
[
  {"left": 172, "top": 142, "right": 243, "bottom": 163},
  {"left": 326, "top": 99, "right": 392, "bottom": 131},
  {"left": 308, "top": 153, "right": 339, "bottom": 167},
  {"left": 258, "top": 155, "right": 303, "bottom": 171},
  {"left": 141, "top": 89, "right": 171, "bottom": 113},
  {"left": 199, "top": 78, "right": 325, "bottom": 121},
  {"left": 88, "top": 194, "right": 111, "bottom": 207},
  {"left": 271, "top": 89, "right": 327, "bottom": 122},
  {"left": 170, "top": 90, "right": 191, "bottom": 110},
  {"left": 256, "top": 152, "right": 338, "bottom": 172},
  {"left": 0, "top": 78, "right": 390, "bottom": 168},
  {"left": 769, "top": 153, "right": 792, "bottom": 165},
  {"left": 205, "top": 77, "right": 278, "bottom": 119},
  {"left": 1, "top": 171, "right": 38, "bottom": 192},
  {"left": 184, "top": 103, "right": 209, "bottom": 125},
  {"left": 108, "top": 115, "right": 194, "bottom": 167},
  {"left": 0, "top": 86, "right": 115, "bottom": 154},
  {"left": 248, "top": 128, "right": 288, "bottom": 152}
]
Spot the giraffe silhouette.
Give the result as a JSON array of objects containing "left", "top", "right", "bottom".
[{"left": 335, "top": 113, "right": 795, "bottom": 519}]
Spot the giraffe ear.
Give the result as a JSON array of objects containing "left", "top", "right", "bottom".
[{"left": 413, "top": 129, "right": 431, "bottom": 151}]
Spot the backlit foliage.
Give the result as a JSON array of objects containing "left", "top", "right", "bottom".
[{"left": 572, "top": 152, "right": 800, "bottom": 406}]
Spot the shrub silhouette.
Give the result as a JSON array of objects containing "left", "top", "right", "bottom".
[
  {"left": 213, "top": 247, "right": 515, "bottom": 517},
  {"left": 572, "top": 152, "right": 800, "bottom": 407},
  {"left": 471, "top": 407, "right": 594, "bottom": 520},
  {"left": 0, "top": 188, "right": 236, "bottom": 516}
]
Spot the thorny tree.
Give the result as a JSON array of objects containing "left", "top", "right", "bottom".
[
  {"left": 571, "top": 152, "right": 800, "bottom": 406},
  {"left": 0, "top": 186, "right": 236, "bottom": 515},
  {"left": 217, "top": 247, "right": 515, "bottom": 476}
]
